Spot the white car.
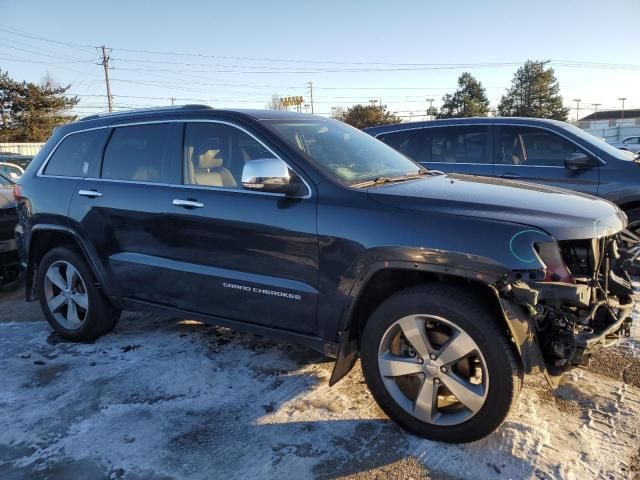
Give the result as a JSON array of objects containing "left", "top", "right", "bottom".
[
  {"left": 610, "top": 136, "right": 640, "bottom": 153},
  {"left": 0, "top": 162, "right": 24, "bottom": 180}
]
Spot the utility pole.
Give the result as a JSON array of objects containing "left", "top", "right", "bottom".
[
  {"left": 618, "top": 97, "right": 627, "bottom": 140},
  {"left": 591, "top": 103, "right": 601, "bottom": 124},
  {"left": 573, "top": 98, "right": 581, "bottom": 123},
  {"left": 426, "top": 98, "right": 434, "bottom": 120},
  {"left": 170, "top": 97, "right": 175, "bottom": 106},
  {"left": 369, "top": 99, "right": 378, "bottom": 108},
  {"left": 100, "top": 45, "right": 113, "bottom": 112},
  {"left": 307, "top": 81, "right": 314, "bottom": 114}
]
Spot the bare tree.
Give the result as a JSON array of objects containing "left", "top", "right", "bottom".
[
  {"left": 330, "top": 106, "right": 346, "bottom": 119},
  {"left": 266, "top": 93, "right": 283, "bottom": 110}
]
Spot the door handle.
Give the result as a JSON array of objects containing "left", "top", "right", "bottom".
[
  {"left": 78, "top": 189, "right": 103, "bottom": 198},
  {"left": 172, "top": 198, "right": 204, "bottom": 209},
  {"left": 499, "top": 173, "right": 520, "bottom": 179}
]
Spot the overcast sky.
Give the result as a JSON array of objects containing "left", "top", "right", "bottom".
[{"left": 1, "top": 0, "right": 638, "bottom": 120}]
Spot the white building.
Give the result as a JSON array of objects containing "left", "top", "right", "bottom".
[{"left": 577, "top": 109, "right": 640, "bottom": 142}]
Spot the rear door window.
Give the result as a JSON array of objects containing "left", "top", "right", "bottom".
[
  {"left": 429, "top": 126, "right": 490, "bottom": 164},
  {"left": 377, "top": 129, "right": 431, "bottom": 163},
  {"left": 44, "top": 129, "right": 109, "bottom": 177},
  {"left": 101, "top": 124, "right": 172, "bottom": 182}
]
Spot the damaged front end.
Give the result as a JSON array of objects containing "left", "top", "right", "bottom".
[{"left": 498, "top": 229, "right": 638, "bottom": 378}]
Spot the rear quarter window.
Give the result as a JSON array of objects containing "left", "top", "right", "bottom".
[{"left": 44, "top": 129, "right": 109, "bottom": 177}]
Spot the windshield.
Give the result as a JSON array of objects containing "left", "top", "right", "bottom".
[
  {"left": 561, "top": 123, "right": 636, "bottom": 161},
  {"left": 266, "top": 118, "right": 422, "bottom": 186}
]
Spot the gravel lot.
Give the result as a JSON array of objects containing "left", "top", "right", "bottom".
[{"left": 1, "top": 286, "right": 639, "bottom": 480}]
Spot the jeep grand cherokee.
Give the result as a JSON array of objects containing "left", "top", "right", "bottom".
[{"left": 14, "top": 106, "right": 638, "bottom": 443}]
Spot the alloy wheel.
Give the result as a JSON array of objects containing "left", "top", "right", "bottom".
[
  {"left": 377, "top": 314, "right": 489, "bottom": 426},
  {"left": 43, "top": 260, "right": 89, "bottom": 330}
]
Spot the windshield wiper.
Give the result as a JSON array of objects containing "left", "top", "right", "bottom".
[{"left": 352, "top": 169, "right": 430, "bottom": 188}]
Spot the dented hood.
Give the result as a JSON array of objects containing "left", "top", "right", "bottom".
[{"left": 367, "top": 173, "right": 626, "bottom": 240}]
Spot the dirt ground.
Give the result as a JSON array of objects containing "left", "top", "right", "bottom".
[{"left": 1, "top": 286, "right": 639, "bottom": 480}]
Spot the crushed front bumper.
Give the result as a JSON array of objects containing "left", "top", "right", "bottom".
[{"left": 498, "top": 231, "right": 637, "bottom": 377}]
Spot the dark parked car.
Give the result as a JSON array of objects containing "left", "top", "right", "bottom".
[
  {"left": 0, "top": 153, "right": 34, "bottom": 171},
  {"left": 14, "top": 106, "right": 637, "bottom": 442},
  {"left": 0, "top": 172, "right": 22, "bottom": 291},
  {"left": 365, "top": 118, "right": 640, "bottom": 236}
]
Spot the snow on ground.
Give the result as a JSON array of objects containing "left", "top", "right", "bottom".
[{"left": 0, "top": 287, "right": 639, "bottom": 480}]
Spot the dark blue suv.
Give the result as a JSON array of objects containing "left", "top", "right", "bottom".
[{"left": 366, "top": 118, "right": 640, "bottom": 234}]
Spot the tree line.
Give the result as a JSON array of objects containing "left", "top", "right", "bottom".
[{"left": 332, "top": 60, "right": 570, "bottom": 128}]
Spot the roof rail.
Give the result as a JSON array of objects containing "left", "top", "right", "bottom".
[{"left": 79, "top": 104, "right": 213, "bottom": 122}]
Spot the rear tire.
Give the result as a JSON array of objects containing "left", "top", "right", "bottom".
[
  {"left": 360, "top": 283, "right": 522, "bottom": 443},
  {"left": 37, "top": 246, "right": 120, "bottom": 341}
]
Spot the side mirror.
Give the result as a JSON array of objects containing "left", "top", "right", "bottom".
[
  {"left": 241, "top": 158, "right": 303, "bottom": 196},
  {"left": 564, "top": 152, "right": 597, "bottom": 171}
]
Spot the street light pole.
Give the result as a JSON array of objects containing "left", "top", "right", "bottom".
[{"left": 426, "top": 98, "right": 434, "bottom": 120}]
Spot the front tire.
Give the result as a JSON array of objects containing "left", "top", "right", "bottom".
[
  {"left": 622, "top": 208, "right": 640, "bottom": 275},
  {"left": 37, "top": 246, "right": 121, "bottom": 341},
  {"left": 360, "top": 284, "right": 522, "bottom": 443}
]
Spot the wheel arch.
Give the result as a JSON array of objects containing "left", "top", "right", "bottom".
[
  {"left": 26, "top": 225, "right": 117, "bottom": 305},
  {"left": 328, "top": 259, "right": 532, "bottom": 386}
]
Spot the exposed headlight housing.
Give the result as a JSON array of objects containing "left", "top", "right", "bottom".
[{"left": 534, "top": 241, "right": 574, "bottom": 283}]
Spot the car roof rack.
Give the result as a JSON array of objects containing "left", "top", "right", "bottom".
[{"left": 79, "top": 104, "right": 213, "bottom": 121}]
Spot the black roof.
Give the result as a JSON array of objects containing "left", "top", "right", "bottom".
[
  {"left": 78, "top": 105, "right": 316, "bottom": 123},
  {"left": 50, "top": 105, "right": 322, "bottom": 137},
  {"left": 363, "top": 116, "right": 570, "bottom": 135},
  {"left": 580, "top": 109, "right": 640, "bottom": 121}
]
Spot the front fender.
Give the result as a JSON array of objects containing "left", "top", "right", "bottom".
[{"left": 328, "top": 238, "right": 553, "bottom": 386}]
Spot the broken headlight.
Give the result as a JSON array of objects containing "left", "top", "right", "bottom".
[{"left": 534, "top": 241, "right": 573, "bottom": 283}]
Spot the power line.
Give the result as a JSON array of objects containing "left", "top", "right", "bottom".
[
  {"left": 0, "top": 37, "right": 93, "bottom": 62},
  {"left": 0, "top": 55, "right": 93, "bottom": 64},
  {"left": 109, "top": 56, "right": 531, "bottom": 71},
  {"left": 0, "top": 24, "right": 95, "bottom": 50},
  {"left": 2, "top": 24, "right": 640, "bottom": 72},
  {"left": 68, "top": 93, "right": 209, "bottom": 102}
]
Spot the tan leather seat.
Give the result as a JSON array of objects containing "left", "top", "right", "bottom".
[
  {"left": 132, "top": 166, "right": 160, "bottom": 182},
  {"left": 194, "top": 150, "right": 236, "bottom": 187}
]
